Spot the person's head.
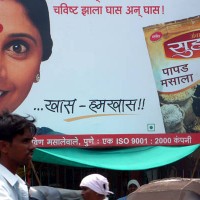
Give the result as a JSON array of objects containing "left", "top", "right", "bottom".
[
  {"left": 0, "top": 0, "right": 53, "bottom": 113},
  {"left": 0, "top": 111, "right": 36, "bottom": 173},
  {"left": 127, "top": 179, "right": 140, "bottom": 194},
  {"left": 80, "top": 174, "right": 113, "bottom": 200}
]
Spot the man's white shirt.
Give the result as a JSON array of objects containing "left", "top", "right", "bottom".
[{"left": 0, "top": 164, "right": 29, "bottom": 200}]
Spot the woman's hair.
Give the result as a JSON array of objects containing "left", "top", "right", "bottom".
[
  {"left": 0, "top": 111, "right": 36, "bottom": 142},
  {"left": 17, "top": 0, "right": 53, "bottom": 61}
]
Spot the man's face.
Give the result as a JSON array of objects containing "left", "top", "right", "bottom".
[
  {"left": 128, "top": 184, "right": 138, "bottom": 194},
  {"left": 81, "top": 187, "right": 100, "bottom": 200},
  {"left": 6, "top": 128, "right": 36, "bottom": 167}
]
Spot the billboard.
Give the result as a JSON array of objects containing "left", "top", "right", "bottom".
[{"left": 2, "top": 0, "right": 200, "bottom": 147}]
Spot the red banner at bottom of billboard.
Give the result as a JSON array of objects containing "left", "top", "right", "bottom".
[{"left": 33, "top": 133, "right": 200, "bottom": 148}]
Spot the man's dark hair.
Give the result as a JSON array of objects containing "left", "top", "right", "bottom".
[
  {"left": 0, "top": 111, "right": 36, "bottom": 142},
  {"left": 17, "top": 0, "right": 53, "bottom": 61}
]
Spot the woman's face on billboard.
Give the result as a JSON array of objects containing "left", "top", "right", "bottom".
[{"left": 0, "top": 0, "right": 43, "bottom": 112}]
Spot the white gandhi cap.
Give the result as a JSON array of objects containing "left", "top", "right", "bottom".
[{"left": 80, "top": 174, "right": 114, "bottom": 196}]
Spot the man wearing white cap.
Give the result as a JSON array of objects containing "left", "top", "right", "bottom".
[
  {"left": 117, "top": 179, "right": 140, "bottom": 200},
  {"left": 80, "top": 174, "right": 113, "bottom": 200}
]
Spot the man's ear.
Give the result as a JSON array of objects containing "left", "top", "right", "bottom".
[{"left": 0, "top": 141, "right": 10, "bottom": 154}]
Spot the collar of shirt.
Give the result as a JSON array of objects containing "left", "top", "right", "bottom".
[{"left": 0, "top": 164, "right": 19, "bottom": 187}]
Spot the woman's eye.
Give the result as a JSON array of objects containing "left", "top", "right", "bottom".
[
  {"left": 5, "top": 40, "right": 30, "bottom": 57},
  {"left": 11, "top": 43, "right": 27, "bottom": 53}
]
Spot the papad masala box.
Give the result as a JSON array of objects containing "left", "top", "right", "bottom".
[
  {"left": 127, "top": 178, "right": 200, "bottom": 200},
  {"left": 143, "top": 16, "right": 200, "bottom": 133}
]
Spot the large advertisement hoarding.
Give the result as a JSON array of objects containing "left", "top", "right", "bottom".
[{"left": 2, "top": 0, "right": 200, "bottom": 147}]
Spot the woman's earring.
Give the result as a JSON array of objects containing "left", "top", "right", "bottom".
[{"left": 35, "top": 73, "right": 40, "bottom": 82}]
